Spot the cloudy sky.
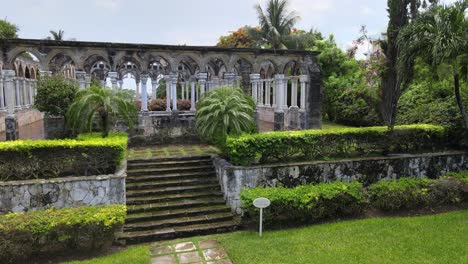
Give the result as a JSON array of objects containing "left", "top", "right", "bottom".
[{"left": 2, "top": 0, "right": 458, "bottom": 53}]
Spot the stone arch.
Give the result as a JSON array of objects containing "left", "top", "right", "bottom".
[
  {"left": 147, "top": 53, "right": 172, "bottom": 75},
  {"left": 202, "top": 55, "right": 228, "bottom": 79},
  {"left": 17, "top": 62, "right": 24, "bottom": 77},
  {"left": 282, "top": 60, "right": 301, "bottom": 76},
  {"left": 6, "top": 47, "right": 45, "bottom": 69},
  {"left": 47, "top": 52, "right": 76, "bottom": 75},
  {"left": 174, "top": 54, "right": 200, "bottom": 76},
  {"left": 115, "top": 55, "right": 143, "bottom": 74},
  {"left": 253, "top": 59, "right": 278, "bottom": 76},
  {"left": 25, "top": 66, "right": 31, "bottom": 78}
]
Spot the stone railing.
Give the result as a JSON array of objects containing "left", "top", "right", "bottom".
[{"left": 0, "top": 70, "right": 38, "bottom": 114}]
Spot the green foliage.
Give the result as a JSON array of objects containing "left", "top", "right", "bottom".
[
  {"left": 0, "top": 19, "right": 18, "bottom": 38},
  {"left": 0, "top": 132, "right": 128, "bottom": 181},
  {"left": 368, "top": 177, "right": 465, "bottom": 211},
  {"left": 66, "top": 86, "right": 138, "bottom": 138},
  {"left": 442, "top": 170, "right": 468, "bottom": 183},
  {"left": 0, "top": 205, "right": 126, "bottom": 263},
  {"left": 47, "top": 29, "right": 65, "bottom": 40},
  {"left": 196, "top": 87, "right": 255, "bottom": 143},
  {"left": 225, "top": 124, "right": 447, "bottom": 165},
  {"left": 241, "top": 181, "right": 366, "bottom": 225},
  {"left": 34, "top": 75, "right": 78, "bottom": 117},
  {"left": 217, "top": 26, "right": 261, "bottom": 48}
]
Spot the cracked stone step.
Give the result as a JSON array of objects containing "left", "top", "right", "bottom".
[
  {"left": 119, "top": 219, "right": 240, "bottom": 245},
  {"left": 127, "top": 165, "right": 214, "bottom": 176},
  {"left": 126, "top": 184, "right": 221, "bottom": 197},
  {"left": 123, "top": 212, "right": 234, "bottom": 232},
  {"left": 127, "top": 159, "right": 213, "bottom": 169},
  {"left": 126, "top": 178, "right": 219, "bottom": 190},
  {"left": 127, "top": 197, "right": 226, "bottom": 214},
  {"left": 126, "top": 190, "right": 224, "bottom": 205},
  {"left": 128, "top": 155, "right": 212, "bottom": 164},
  {"left": 125, "top": 205, "right": 231, "bottom": 223},
  {"left": 126, "top": 171, "right": 217, "bottom": 183}
]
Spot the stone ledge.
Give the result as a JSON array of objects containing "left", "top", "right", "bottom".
[{"left": 0, "top": 173, "right": 126, "bottom": 186}]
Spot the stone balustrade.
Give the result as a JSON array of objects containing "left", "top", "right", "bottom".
[{"left": 0, "top": 70, "right": 38, "bottom": 114}]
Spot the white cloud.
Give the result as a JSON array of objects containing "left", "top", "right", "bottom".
[
  {"left": 361, "top": 6, "right": 372, "bottom": 16},
  {"left": 95, "top": 0, "right": 122, "bottom": 11}
]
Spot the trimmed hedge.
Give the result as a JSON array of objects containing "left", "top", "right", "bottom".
[
  {"left": 241, "top": 181, "right": 366, "bottom": 225},
  {"left": 368, "top": 177, "right": 466, "bottom": 211},
  {"left": 0, "top": 132, "right": 127, "bottom": 181},
  {"left": 0, "top": 205, "right": 126, "bottom": 263},
  {"left": 225, "top": 124, "right": 448, "bottom": 165}
]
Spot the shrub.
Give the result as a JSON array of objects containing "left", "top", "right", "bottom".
[
  {"left": 225, "top": 124, "right": 448, "bottom": 165},
  {"left": 241, "top": 181, "right": 366, "bottom": 226},
  {"left": 34, "top": 75, "right": 78, "bottom": 116},
  {"left": 0, "top": 132, "right": 127, "bottom": 181},
  {"left": 148, "top": 99, "right": 192, "bottom": 111},
  {"left": 368, "top": 177, "right": 465, "bottom": 211},
  {"left": 0, "top": 205, "right": 126, "bottom": 263}
]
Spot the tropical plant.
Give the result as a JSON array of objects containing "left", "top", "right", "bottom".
[
  {"left": 251, "top": 0, "right": 300, "bottom": 49},
  {"left": 217, "top": 26, "right": 261, "bottom": 48},
  {"left": 34, "top": 74, "right": 78, "bottom": 116},
  {"left": 66, "top": 86, "right": 138, "bottom": 137},
  {"left": 47, "top": 29, "right": 65, "bottom": 40},
  {"left": 398, "top": 1, "right": 468, "bottom": 137},
  {"left": 195, "top": 87, "right": 255, "bottom": 143},
  {"left": 0, "top": 19, "right": 18, "bottom": 38}
]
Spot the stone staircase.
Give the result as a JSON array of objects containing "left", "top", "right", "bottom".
[{"left": 118, "top": 155, "right": 239, "bottom": 244}]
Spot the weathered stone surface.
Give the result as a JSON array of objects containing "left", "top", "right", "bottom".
[
  {"left": 213, "top": 151, "right": 468, "bottom": 213},
  {"left": 0, "top": 173, "right": 126, "bottom": 213}
]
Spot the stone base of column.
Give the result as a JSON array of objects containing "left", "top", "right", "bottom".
[
  {"left": 5, "top": 114, "right": 19, "bottom": 141},
  {"left": 274, "top": 111, "right": 285, "bottom": 131},
  {"left": 299, "top": 110, "right": 308, "bottom": 130},
  {"left": 288, "top": 106, "right": 299, "bottom": 130}
]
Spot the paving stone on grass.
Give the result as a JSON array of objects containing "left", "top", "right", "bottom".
[
  {"left": 151, "top": 254, "right": 176, "bottom": 264},
  {"left": 150, "top": 245, "right": 173, "bottom": 255},
  {"left": 178, "top": 251, "right": 202, "bottom": 263},
  {"left": 199, "top": 240, "right": 221, "bottom": 249},
  {"left": 202, "top": 248, "right": 229, "bottom": 261},
  {"left": 174, "top": 242, "right": 196, "bottom": 252},
  {"left": 206, "top": 260, "right": 233, "bottom": 264}
]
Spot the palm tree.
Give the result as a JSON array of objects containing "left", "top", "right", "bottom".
[
  {"left": 66, "top": 86, "right": 138, "bottom": 137},
  {"left": 196, "top": 87, "right": 255, "bottom": 142},
  {"left": 398, "top": 2, "right": 468, "bottom": 135},
  {"left": 48, "top": 29, "right": 65, "bottom": 40},
  {"left": 252, "top": 0, "right": 300, "bottom": 49}
]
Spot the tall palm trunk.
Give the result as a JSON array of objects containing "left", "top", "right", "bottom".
[
  {"left": 101, "top": 111, "right": 110, "bottom": 138},
  {"left": 454, "top": 73, "right": 468, "bottom": 137}
]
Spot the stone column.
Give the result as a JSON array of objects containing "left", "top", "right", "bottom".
[
  {"left": 24, "top": 79, "right": 30, "bottom": 106},
  {"left": 190, "top": 80, "right": 196, "bottom": 111},
  {"left": 135, "top": 79, "right": 141, "bottom": 100},
  {"left": 291, "top": 76, "right": 299, "bottom": 107},
  {"left": 164, "top": 75, "right": 171, "bottom": 111},
  {"left": 258, "top": 79, "right": 264, "bottom": 106},
  {"left": 272, "top": 78, "right": 276, "bottom": 108},
  {"left": 75, "top": 71, "right": 86, "bottom": 90},
  {"left": 14, "top": 77, "right": 21, "bottom": 110},
  {"left": 181, "top": 82, "right": 185, "bottom": 100},
  {"left": 185, "top": 82, "right": 190, "bottom": 100},
  {"left": 224, "top": 72, "right": 237, "bottom": 86},
  {"left": 250, "top": 74, "right": 260, "bottom": 104},
  {"left": 3, "top": 70, "right": 19, "bottom": 140},
  {"left": 197, "top": 73, "right": 208, "bottom": 99},
  {"left": 108, "top": 71, "right": 118, "bottom": 89},
  {"left": 211, "top": 77, "right": 220, "bottom": 89},
  {"left": 299, "top": 74, "right": 309, "bottom": 129},
  {"left": 273, "top": 74, "right": 285, "bottom": 131},
  {"left": 100, "top": 79, "right": 106, "bottom": 88},
  {"left": 29, "top": 79, "right": 36, "bottom": 105},
  {"left": 265, "top": 79, "right": 271, "bottom": 107},
  {"left": 85, "top": 74, "right": 91, "bottom": 88},
  {"left": 170, "top": 74, "right": 178, "bottom": 111},
  {"left": 0, "top": 73, "right": 5, "bottom": 111},
  {"left": 118, "top": 79, "right": 124, "bottom": 90},
  {"left": 151, "top": 79, "right": 157, "bottom": 100},
  {"left": 282, "top": 77, "right": 289, "bottom": 110},
  {"left": 140, "top": 74, "right": 149, "bottom": 111}
]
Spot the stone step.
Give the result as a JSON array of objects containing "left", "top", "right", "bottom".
[
  {"left": 126, "top": 171, "right": 217, "bottom": 183},
  {"left": 126, "top": 184, "right": 221, "bottom": 198},
  {"left": 127, "top": 159, "right": 213, "bottom": 169},
  {"left": 126, "top": 178, "right": 219, "bottom": 190},
  {"left": 127, "top": 165, "right": 214, "bottom": 176},
  {"left": 126, "top": 190, "right": 224, "bottom": 205},
  {"left": 125, "top": 205, "right": 231, "bottom": 223},
  {"left": 127, "top": 155, "right": 212, "bottom": 164},
  {"left": 123, "top": 212, "right": 234, "bottom": 232},
  {"left": 119, "top": 219, "right": 240, "bottom": 244},
  {"left": 127, "top": 197, "right": 226, "bottom": 214}
]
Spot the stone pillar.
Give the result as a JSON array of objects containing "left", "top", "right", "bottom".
[
  {"left": 170, "top": 74, "right": 178, "bottom": 111},
  {"left": 118, "top": 79, "right": 123, "bottom": 89},
  {"left": 258, "top": 79, "right": 264, "bottom": 106},
  {"left": 14, "top": 77, "right": 21, "bottom": 110},
  {"left": 5, "top": 115, "right": 19, "bottom": 140},
  {"left": 140, "top": 74, "right": 149, "bottom": 111},
  {"left": 250, "top": 74, "right": 260, "bottom": 104},
  {"left": 0, "top": 73, "right": 5, "bottom": 111},
  {"left": 185, "top": 82, "right": 190, "bottom": 100},
  {"left": 224, "top": 72, "right": 237, "bottom": 86},
  {"left": 265, "top": 79, "right": 271, "bottom": 107},
  {"left": 75, "top": 71, "right": 86, "bottom": 90},
  {"left": 100, "top": 79, "right": 106, "bottom": 88},
  {"left": 29, "top": 79, "right": 36, "bottom": 105},
  {"left": 190, "top": 81, "right": 196, "bottom": 111},
  {"left": 135, "top": 79, "right": 141, "bottom": 100},
  {"left": 240, "top": 61, "right": 252, "bottom": 94},
  {"left": 273, "top": 74, "right": 285, "bottom": 131},
  {"left": 21, "top": 78, "right": 28, "bottom": 107},
  {"left": 181, "top": 82, "right": 185, "bottom": 100},
  {"left": 85, "top": 74, "right": 91, "bottom": 88},
  {"left": 291, "top": 76, "right": 299, "bottom": 108},
  {"left": 24, "top": 79, "right": 30, "bottom": 106},
  {"left": 108, "top": 71, "right": 118, "bottom": 89},
  {"left": 282, "top": 76, "right": 289, "bottom": 110},
  {"left": 164, "top": 75, "right": 171, "bottom": 111},
  {"left": 197, "top": 73, "right": 208, "bottom": 98},
  {"left": 272, "top": 78, "right": 276, "bottom": 108},
  {"left": 2, "top": 70, "right": 15, "bottom": 114},
  {"left": 300, "top": 74, "right": 310, "bottom": 129},
  {"left": 151, "top": 79, "right": 157, "bottom": 100}
]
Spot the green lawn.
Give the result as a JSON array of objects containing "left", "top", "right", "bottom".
[{"left": 66, "top": 210, "right": 468, "bottom": 264}]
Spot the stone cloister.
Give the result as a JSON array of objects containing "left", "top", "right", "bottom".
[{"left": 0, "top": 38, "right": 322, "bottom": 139}]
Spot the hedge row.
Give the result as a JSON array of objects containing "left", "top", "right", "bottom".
[
  {"left": 0, "top": 205, "right": 126, "bottom": 263},
  {"left": 241, "top": 173, "right": 467, "bottom": 225},
  {"left": 225, "top": 124, "right": 448, "bottom": 165},
  {"left": 0, "top": 132, "right": 128, "bottom": 181}
]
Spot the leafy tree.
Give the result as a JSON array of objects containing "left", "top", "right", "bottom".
[
  {"left": 196, "top": 87, "right": 255, "bottom": 143},
  {"left": 0, "top": 19, "right": 18, "bottom": 38},
  {"left": 66, "top": 86, "right": 138, "bottom": 137},
  {"left": 47, "top": 29, "right": 65, "bottom": 40},
  {"left": 398, "top": 1, "right": 468, "bottom": 136},
  {"left": 252, "top": 0, "right": 300, "bottom": 49},
  {"left": 34, "top": 75, "right": 78, "bottom": 117},
  {"left": 217, "top": 26, "right": 261, "bottom": 48}
]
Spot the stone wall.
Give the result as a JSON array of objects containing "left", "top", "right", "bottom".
[
  {"left": 213, "top": 151, "right": 468, "bottom": 213},
  {"left": 129, "top": 111, "right": 199, "bottom": 145},
  {"left": 0, "top": 170, "right": 126, "bottom": 213},
  {"left": 0, "top": 109, "right": 44, "bottom": 132}
]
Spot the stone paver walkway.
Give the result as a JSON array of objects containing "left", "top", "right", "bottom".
[{"left": 150, "top": 240, "right": 232, "bottom": 264}]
